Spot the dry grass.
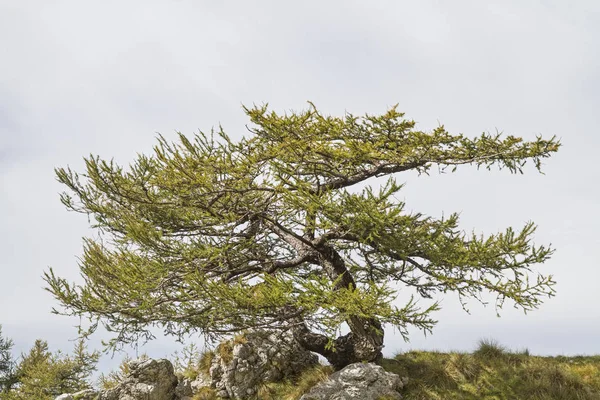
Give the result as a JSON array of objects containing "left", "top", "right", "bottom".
[
  {"left": 382, "top": 340, "right": 600, "bottom": 400},
  {"left": 185, "top": 363, "right": 334, "bottom": 400},
  {"left": 215, "top": 333, "right": 248, "bottom": 365},
  {"left": 99, "top": 339, "right": 600, "bottom": 400},
  {"left": 97, "top": 353, "right": 149, "bottom": 390},
  {"left": 198, "top": 349, "right": 215, "bottom": 375},
  {"left": 257, "top": 364, "right": 334, "bottom": 400},
  {"left": 192, "top": 386, "right": 220, "bottom": 400}
]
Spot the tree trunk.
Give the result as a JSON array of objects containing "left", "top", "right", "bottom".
[
  {"left": 292, "top": 319, "right": 383, "bottom": 370},
  {"left": 291, "top": 244, "right": 385, "bottom": 369}
]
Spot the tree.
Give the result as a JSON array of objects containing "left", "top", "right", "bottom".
[
  {"left": 45, "top": 104, "right": 560, "bottom": 369},
  {"left": 6, "top": 339, "right": 98, "bottom": 399},
  {"left": 0, "top": 326, "right": 17, "bottom": 394}
]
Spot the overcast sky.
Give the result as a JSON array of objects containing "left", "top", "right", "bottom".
[{"left": 1, "top": 0, "right": 599, "bottom": 375}]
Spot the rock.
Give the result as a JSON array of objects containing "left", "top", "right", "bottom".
[
  {"left": 299, "top": 362, "right": 406, "bottom": 400},
  {"left": 176, "top": 373, "right": 212, "bottom": 399},
  {"left": 176, "top": 377, "right": 194, "bottom": 399},
  {"left": 98, "top": 358, "right": 178, "bottom": 400},
  {"left": 55, "top": 389, "right": 99, "bottom": 400},
  {"left": 55, "top": 330, "right": 319, "bottom": 400},
  {"left": 191, "top": 373, "right": 211, "bottom": 391},
  {"left": 209, "top": 330, "right": 319, "bottom": 399}
]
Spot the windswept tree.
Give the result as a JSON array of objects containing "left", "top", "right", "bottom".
[{"left": 45, "top": 104, "right": 559, "bottom": 368}]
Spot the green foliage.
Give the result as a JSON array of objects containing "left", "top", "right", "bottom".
[
  {"left": 382, "top": 345, "right": 600, "bottom": 400},
  {"left": 0, "top": 326, "right": 17, "bottom": 394},
  {"left": 44, "top": 103, "right": 560, "bottom": 354},
  {"left": 1, "top": 339, "right": 98, "bottom": 400}
]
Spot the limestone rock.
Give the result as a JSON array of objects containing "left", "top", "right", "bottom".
[
  {"left": 98, "top": 358, "right": 178, "bottom": 400},
  {"left": 56, "top": 330, "right": 319, "bottom": 400},
  {"left": 191, "top": 373, "right": 211, "bottom": 391},
  {"left": 176, "top": 373, "right": 212, "bottom": 399},
  {"left": 299, "top": 362, "right": 406, "bottom": 400},
  {"left": 55, "top": 389, "right": 98, "bottom": 400},
  {"left": 209, "top": 330, "right": 319, "bottom": 399},
  {"left": 175, "top": 377, "right": 194, "bottom": 399}
]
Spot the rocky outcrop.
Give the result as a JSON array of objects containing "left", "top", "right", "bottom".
[
  {"left": 55, "top": 389, "right": 99, "bottom": 400},
  {"left": 175, "top": 377, "right": 194, "bottom": 399},
  {"left": 299, "top": 362, "right": 407, "bottom": 400},
  {"left": 175, "top": 374, "right": 212, "bottom": 399},
  {"left": 98, "top": 358, "right": 178, "bottom": 400},
  {"left": 208, "top": 330, "right": 319, "bottom": 398},
  {"left": 54, "top": 330, "right": 342, "bottom": 400}
]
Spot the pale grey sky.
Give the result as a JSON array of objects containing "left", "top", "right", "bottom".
[{"left": 1, "top": 0, "right": 599, "bottom": 375}]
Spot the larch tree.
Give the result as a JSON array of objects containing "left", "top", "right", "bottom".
[
  {"left": 0, "top": 339, "right": 98, "bottom": 400},
  {"left": 0, "top": 326, "right": 17, "bottom": 394},
  {"left": 45, "top": 104, "right": 559, "bottom": 369}
]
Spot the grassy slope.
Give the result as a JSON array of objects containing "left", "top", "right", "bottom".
[
  {"left": 259, "top": 340, "right": 600, "bottom": 400},
  {"left": 182, "top": 339, "right": 600, "bottom": 400},
  {"left": 381, "top": 340, "right": 600, "bottom": 400}
]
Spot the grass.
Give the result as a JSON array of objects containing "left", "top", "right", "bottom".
[
  {"left": 215, "top": 333, "right": 248, "bottom": 365},
  {"left": 198, "top": 349, "right": 215, "bottom": 375},
  {"left": 97, "top": 353, "right": 149, "bottom": 390},
  {"left": 473, "top": 338, "right": 507, "bottom": 360},
  {"left": 381, "top": 340, "right": 600, "bottom": 400},
  {"left": 100, "top": 339, "right": 600, "bottom": 400},
  {"left": 192, "top": 386, "right": 220, "bottom": 400},
  {"left": 186, "top": 364, "right": 334, "bottom": 400},
  {"left": 257, "top": 364, "right": 334, "bottom": 400}
]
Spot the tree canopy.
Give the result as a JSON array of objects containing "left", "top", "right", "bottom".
[
  {"left": 0, "top": 326, "right": 17, "bottom": 394},
  {"left": 0, "top": 328, "right": 98, "bottom": 400},
  {"left": 45, "top": 104, "right": 560, "bottom": 368}
]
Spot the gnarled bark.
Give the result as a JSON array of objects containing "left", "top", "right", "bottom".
[
  {"left": 291, "top": 244, "right": 384, "bottom": 369},
  {"left": 292, "top": 319, "right": 383, "bottom": 370}
]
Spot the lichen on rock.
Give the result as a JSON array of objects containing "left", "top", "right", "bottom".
[
  {"left": 97, "top": 358, "right": 178, "bottom": 400},
  {"left": 208, "top": 329, "right": 319, "bottom": 398},
  {"left": 300, "top": 362, "right": 407, "bottom": 400}
]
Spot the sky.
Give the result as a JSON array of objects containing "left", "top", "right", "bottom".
[{"left": 1, "top": 0, "right": 599, "bottom": 376}]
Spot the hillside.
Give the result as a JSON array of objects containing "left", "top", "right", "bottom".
[
  {"left": 382, "top": 340, "right": 600, "bottom": 400},
  {"left": 257, "top": 340, "right": 600, "bottom": 400}
]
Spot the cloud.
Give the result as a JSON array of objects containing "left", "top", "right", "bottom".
[{"left": 0, "top": 0, "right": 598, "bottom": 375}]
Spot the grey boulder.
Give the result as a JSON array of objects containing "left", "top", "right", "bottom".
[
  {"left": 209, "top": 330, "right": 319, "bottom": 398},
  {"left": 300, "top": 362, "right": 407, "bottom": 400},
  {"left": 55, "top": 389, "right": 99, "bottom": 400},
  {"left": 98, "top": 358, "right": 178, "bottom": 400}
]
